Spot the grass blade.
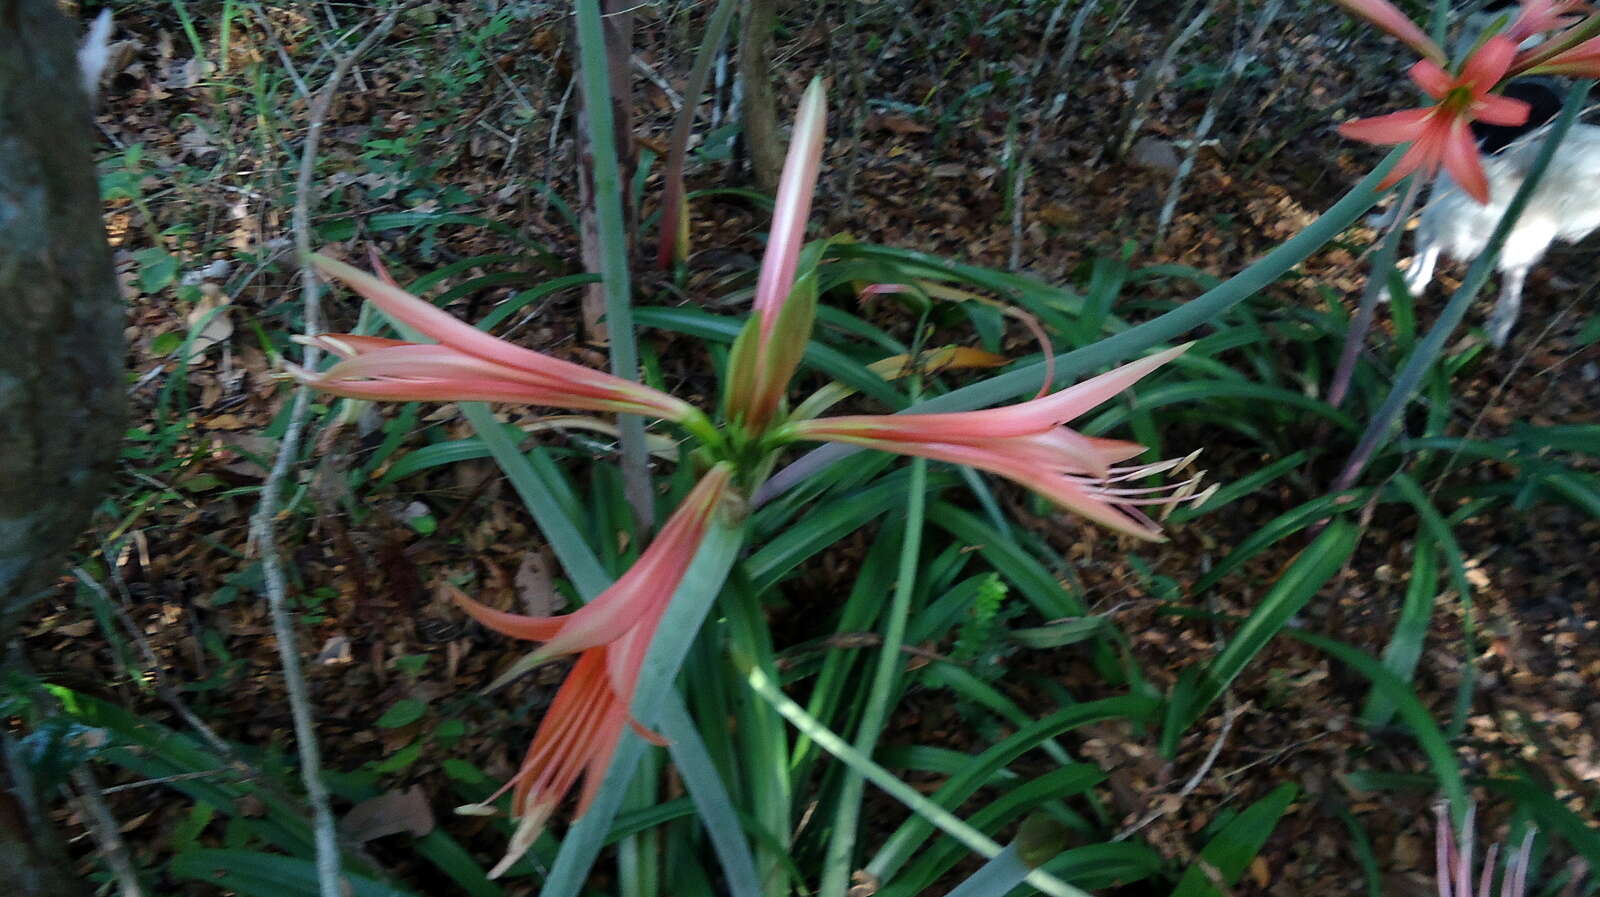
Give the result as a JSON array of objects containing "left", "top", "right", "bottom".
[
  {"left": 1360, "top": 537, "right": 1439, "bottom": 728},
  {"left": 866, "top": 696, "right": 1159, "bottom": 882},
  {"left": 1165, "top": 520, "right": 1358, "bottom": 752},
  {"left": 1170, "top": 783, "right": 1298, "bottom": 897},
  {"left": 656, "top": 698, "right": 761, "bottom": 897},
  {"left": 742, "top": 664, "right": 1096, "bottom": 897},
  {"left": 573, "top": 0, "right": 650, "bottom": 524},
  {"left": 822, "top": 459, "right": 926, "bottom": 896},
  {"left": 1289, "top": 631, "right": 1466, "bottom": 822}
]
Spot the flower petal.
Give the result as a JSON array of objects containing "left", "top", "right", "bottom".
[
  {"left": 1475, "top": 93, "right": 1532, "bottom": 126},
  {"left": 1338, "top": 107, "right": 1435, "bottom": 145},
  {"left": 1376, "top": 122, "right": 1448, "bottom": 189},
  {"left": 800, "top": 344, "right": 1188, "bottom": 442},
  {"left": 1460, "top": 36, "right": 1519, "bottom": 89},
  {"left": 448, "top": 584, "right": 566, "bottom": 642},
  {"left": 1408, "top": 59, "right": 1455, "bottom": 98},
  {"left": 752, "top": 78, "right": 827, "bottom": 340},
  {"left": 1442, "top": 118, "right": 1492, "bottom": 203},
  {"left": 1332, "top": 0, "right": 1446, "bottom": 61}
]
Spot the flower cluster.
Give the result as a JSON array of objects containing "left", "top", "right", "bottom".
[
  {"left": 289, "top": 78, "right": 1208, "bottom": 873},
  {"left": 1335, "top": 0, "right": 1600, "bottom": 202}
]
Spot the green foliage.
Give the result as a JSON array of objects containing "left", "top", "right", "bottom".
[{"left": 37, "top": 4, "right": 1600, "bottom": 897}]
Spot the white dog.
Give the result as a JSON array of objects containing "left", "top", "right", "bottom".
[{"left": 1404, "top": 121, "right": 1600, "bottom": 347}]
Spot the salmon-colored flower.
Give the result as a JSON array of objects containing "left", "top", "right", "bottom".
[
  {"left": 1506, "top": 0, "right": 1589, "bottom": 43},
  {"left": 1521, "top": 31, "right": 1600, "bottom": 74},
  {"left": 786, "top": 346, "right": 1210, "bottom": 540},
  {"left": 723, "top": 78, "right": 828, "bottom": 432},
  {"left": 1333, "top": 0, "right": 1448, "bottom": 63},
  {"left": 449, "top": 464, "right": 736, "bottom": 878},
  {"left": 289, "top": 255, "right": 698, "bottom": 422},
  {"left": 1338, "top": 37, "right": 1530, "bottom": 203}
]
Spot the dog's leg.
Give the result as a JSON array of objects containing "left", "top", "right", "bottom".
[
  {"left": 1398, "top": 243, "right": 1441, "bottom": 302},
  {"left": 1487, "top": 266, "right": 1527, "bottom": 348}
]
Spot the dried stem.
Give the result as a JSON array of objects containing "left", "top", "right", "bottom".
[
  {"left": 250, "top": 8, "right": 411, "bottom": 897},
  {"left": 1109, "top": 0, "right": 1214, "bottom": 162},
  {"left": 68, "top": 767, "right": 144, "bottom": 897},
  {"left": 1007, "top": 0, "right": 1084, "bottom": 271},
  {"left": 1328, "top": 176, "right": 1424, "bottom": 409},
  {"left": 1153, "top": 0, "right": 1282, "bottom": 244}
]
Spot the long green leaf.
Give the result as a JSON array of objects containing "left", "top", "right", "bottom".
[
  {"left": 742, "top": 664, "right": 1096, "bottom": 897},
  {"left": 657, "top": 698, "right": 761, "bottom": 897},
  {"left": 1170, "top": 783, "right": 1298, "bottom": 897},
  {"left": 634, "top": 305, "right": 906, "bottom": 408},
  {"left": 930, "top": 503, "right": 1084, "bottom": 618},
  {"left": 573, "top": 0, "right": 649, "bottom": 524},
  {"left": 823, "top": 459, "right": 926, "bottom": 895},
  {"left": 1166, "top": 520, "right": 1358, "bottom": 751},
  {"left": 883, "top": 766, "right": 1106, "bottom": 897},
  {"left": 1360, "top": 537, "right": 1439, "bottom": 728},
  {"left": 171, "top": 851, "right": 422, "bottom": 897},
  {"left": 1289, "top": 631, "right": 1466, "bottom": 821},
  {"left": 866, "top": 696, "right": 1160, "bottom": 881}
]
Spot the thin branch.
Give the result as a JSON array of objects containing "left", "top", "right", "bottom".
[
  {"left": 1007, "top": 0, "right": 1083, "bottom": 271},
  {"left": 70, "top": 766, "right": 145, "bottom": 897},
  {"left": 1153, "top": 0, "right": 1282, "bottom": 244},
  {"left": 250, "top": 8, "right": 412, "bottom": 897},
  {"left": 75, "top": 565, "right": 234, "bottom": 759},
  {"left": 1112, "top": 695, "right": 1240, "bottom": 842},
  {"left": 631, "top": 54, "right": 682, "bottom": 110},
  {"left": 1109, "top": 0, "right": 1214, "bottom": 162}
]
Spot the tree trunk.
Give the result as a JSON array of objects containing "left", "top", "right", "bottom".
[
  {"left": 0, "top": 0, "right": 123, "bottom": 630},
  {"left": 0, "top": 2, "right": 125, "bottom": 893},
  {"left": 739, "top": 0, "right": 782, "bottom": 193}
]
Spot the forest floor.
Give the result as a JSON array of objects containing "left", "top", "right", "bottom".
[{"left": 24, "top": 2, "right": 1600, "bottom": 895}]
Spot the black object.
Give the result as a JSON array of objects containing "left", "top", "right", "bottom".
[{"left": 1472, "top": 79, "right": 1565, "bottom": 153}]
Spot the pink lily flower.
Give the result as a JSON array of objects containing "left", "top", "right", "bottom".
[
  {"left": 1434, "top": 803, "right": 1539, "bottom": 897},
  {"left": 786, "top": 346, "right": 1210, "bottom": 540},
  {"left": 448, "top": 463, "right": 736, "bottom": 878},
  {"left": 1505, "top": 0, "right": 1589, "bottom": 43},
  {"left": 288, "top": 254, "right": 698, "bottom": 422},
  {"left": 1333, "top": 0, "right": 1448, "bottom": 63},
  {"left": 1338, "top": 36, "right": 1530, "bottom": 203},
  {"left": 723, "top": 78, "right": 828, "bottom": 432},
  {"left": 1520, "top": 31, "right": 1600, "bottom": 74}
]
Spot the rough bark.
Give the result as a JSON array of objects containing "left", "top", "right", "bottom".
[
  {"left": 739, "top": 0, "right": 782, "bottom": 193},
  {"left": 0, "top": 0, "right": 123, "bottom": 633},
  {"left": 0, "top": 2, "right": 124, "bottom": 893}
]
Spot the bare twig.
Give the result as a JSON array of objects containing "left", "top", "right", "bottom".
[
  {"left": 249, "top": 8, "right": 412, "bottom": 897},
  {"left": 249, "top": 4, "right": 312, "bottom": 100},
  {"left": 1154, "top": 0, "right": 1283, "bottom": 244},
  {"left": 74, "top": 564, "right": 234, "bottom": 759},
  {"left": 1006, "top": 0, "right": 1084, "bottom": 271},
  {"left": 1109, "top": 0, "right": 1214, "bottom": 162},
  {"left": 69, "top": 766, "right": 145, "bottom": 897},
  {"left": 99, "top": 769, "right": 233, "bottom": 795},
  {"left": 1112, "top": 695, "right": 1240, "bottom": 842},
  {"left": 631, "top": 54, "right": 682, "bottom": 110}
]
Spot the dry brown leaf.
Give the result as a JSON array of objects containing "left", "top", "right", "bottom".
[
  {"left": 515, "top": 549, "right": 562, "bottom": 617},
  {"left": 341, "top": 786, "right": 435, "bottom": 843}
]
